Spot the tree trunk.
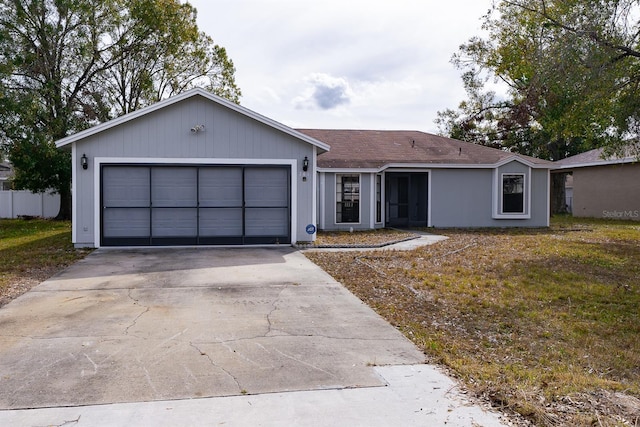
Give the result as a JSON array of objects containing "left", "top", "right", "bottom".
[
  {"left": 55, "top": 186, "right": 72, "bottom": 220},
  {"left": 550, "top": 172, "right": 568, "bottom": 215}
]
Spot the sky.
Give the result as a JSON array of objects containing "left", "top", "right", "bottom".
[{"left": 188, "top": 0, "right": 494, "bottom": 133}]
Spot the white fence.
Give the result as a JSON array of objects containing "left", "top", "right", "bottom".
[{"left": 0, "top": 190, "right": 60, "bottom": 219}]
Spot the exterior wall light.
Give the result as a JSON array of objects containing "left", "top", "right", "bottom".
[
  {"left": 81, "top": 153, "right": 88, "bottom": 170},
  {"left": 303, "top": 156, "right": 309, "bottom": 172}
]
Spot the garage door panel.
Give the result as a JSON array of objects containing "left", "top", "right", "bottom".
[
  {"left": 245, "top": 168, "right": 288, "bottom": 207},
  {"left": 152, "top": 167, "right": 197, "bottom": 208},
  {"left": 103, "top": 208, "right": 150, "bottom": 238},
  {"left": 199, "top": 168, "right": 242, "bottom": 207},
  {"left": 199, "top": 208, "right": 243, "bottom": 236},
  {"left": 102, "top": 167, "right": 149, "bottom": 207},
  {"left": 152, "top": 208, "right": 197, "bottom": 237},
  {"left": 245, "top": 208, "right": 288, "bottom": 236}
]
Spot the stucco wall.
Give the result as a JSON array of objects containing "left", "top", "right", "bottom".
[{"left": 572, "top": 163, "right": 640, "bottom": 220}]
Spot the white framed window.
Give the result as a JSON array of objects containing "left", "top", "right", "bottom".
[
  {"left": 502, "top": 174, "right": 525, "bottom": 214},
  {"left": 493, "top": 169, "right": 531, "bottom": 219},
  {"left": 336, "top": 174, "right": 360, "bottom": 223}
]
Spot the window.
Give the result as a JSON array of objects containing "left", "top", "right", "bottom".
[
  {"left": 502, "top": 174, "right": 524, "bottom": 214},
  {"left": 375, "top": 174, "right": 382, "bottom": 223},
  {"left": 336, "top": 174, "right": 359, "bottom": 223}
]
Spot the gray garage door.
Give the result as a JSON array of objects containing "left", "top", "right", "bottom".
[{"left": 101, "top": 165, "right": 290, "bottom": 246}]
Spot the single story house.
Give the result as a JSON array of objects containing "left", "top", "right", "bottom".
[
  {"left": 56, "top": 88, "right": 552, "bottom": 248},
  {"left": 553, "top": 147, "right": 639, "bottom": 220}
]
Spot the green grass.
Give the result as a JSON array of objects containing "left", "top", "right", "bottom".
[
  {"left": 306, "top": 217, "right": 640, "bottom": 426},
  {"left": 0, "top": 219, "right": 91, "bottom": 300}
]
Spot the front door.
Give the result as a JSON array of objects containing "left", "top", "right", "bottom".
[{"left": 385, "top": 173, "right": 428, "bottom": 228}]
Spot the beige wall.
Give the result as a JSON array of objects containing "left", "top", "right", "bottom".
[{"left": 573, "top": 163, "right": 640, "bottom": 220}]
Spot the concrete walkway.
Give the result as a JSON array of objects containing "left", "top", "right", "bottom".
[
  {"left": 0, "top": 247, "right": 507, "bottom": 426},
  {"left": 302, "top": 232, "right": 449, "bottom": 252}
]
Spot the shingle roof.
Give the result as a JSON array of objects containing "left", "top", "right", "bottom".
[
  {"left": 296, "top": 129, "right": 551, "bottom": 169},
  {"left": 554, "top": 147, "right": 638, "bottom": 169}
]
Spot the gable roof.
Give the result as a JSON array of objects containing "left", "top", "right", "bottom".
[
  {"left": 297, "top": 129, "right": 551, "bottom": 169},
  {"left": 55, "top": 88, "right": 330, "bottom": 152},
  {"left": 554, "top": 147, "right": 639, "bottom": 170}
]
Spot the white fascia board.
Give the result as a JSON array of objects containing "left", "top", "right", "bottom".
[
  {"left": 321, "top": 160, "right": 550, "bottom": 173},
  {"left": 94, "top": 157, "right": 297, "bottom": 165},
  {"left": 56, "top": 88, "right": 330, "bottom": 152},
  {"left": 317, "top": 167, "right": 380, "bottom": 173},
  {"left": 493, "top": 155, "right": 551, "bottom": 169},
  {"left": 553, "top": 158, "right": 637, "bottom": 170}
]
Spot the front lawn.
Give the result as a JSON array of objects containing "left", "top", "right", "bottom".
[
  {"left": 0, "top": 219, "right": 91, "bottom": 306},
  {"left": 306, "top": 218, "right": 640, "bottom": 426}
]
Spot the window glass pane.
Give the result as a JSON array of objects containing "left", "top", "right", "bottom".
[
  {"left": 503, "top": 175, "right": 524, "bottom": 213},
  {"left": 336, "top": 174, "right": 359, "bottom": 223}
]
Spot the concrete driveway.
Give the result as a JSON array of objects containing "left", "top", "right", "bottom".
[
  {"left": 0, "top": 248, "right": 508, "bottom": 426},
  {"left": 0, "top": 248, "right": 423, "bottom": 408}
]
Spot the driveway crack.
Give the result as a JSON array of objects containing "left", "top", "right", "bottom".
[
  {"left": 265, "top": 284, "right": 289, "bottom": 337},
  {"left": 190, "top": 342, "right": 244, "bottom": 394},
  {"left": 124, "top": 289, "right": 150, "bottom": 336}
]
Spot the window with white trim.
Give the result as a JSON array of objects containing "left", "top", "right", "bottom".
[
  {"left": 502, "top": 174, "right": 525, "bottom": 214},
  {"left": 336, "top": 174, "right": 359, "bottom": 223}
]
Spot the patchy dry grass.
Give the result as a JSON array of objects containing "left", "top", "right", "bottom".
[
  {"left": 0, "top": 219, "right": 91, "bottom": 306},
  {"left": 306, "top": 218, "right": 640, "bottom": 426}
]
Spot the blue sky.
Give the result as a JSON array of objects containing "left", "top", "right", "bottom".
[{"left": 189, "top": 0, "right": 493, "bottom": 133}]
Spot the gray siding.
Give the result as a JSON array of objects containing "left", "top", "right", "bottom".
[
  {"left": 430, "top": 169, "right": 492, "bottom": 227},
  {"left": 73, "top": 95, "right": 316, "bottom": 246},
  {"left": 431, "top": 164, "right": 548, "bottom": 227},
  {"left": 321, "top": 172, "right": 374, "bottom": 231}
]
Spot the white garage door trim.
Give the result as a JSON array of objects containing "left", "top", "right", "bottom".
[{"left": 93, "top": 157, "right": 298, "bottom": 248}]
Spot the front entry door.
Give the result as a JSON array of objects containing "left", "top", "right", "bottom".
[{"left": 385, "top": 173, "right": 428, "bottom": 228}]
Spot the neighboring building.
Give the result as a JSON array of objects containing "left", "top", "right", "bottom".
[
  {"left": 0, "top": 161, "right": 12, "bottom": 191},
  {"left": 56, "top": 89, "right": 552, "bottom": 249},
  {"left": 553, "top": 147, "right": 639, "bottom": 220}
]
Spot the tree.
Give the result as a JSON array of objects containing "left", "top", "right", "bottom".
[
  {"left": 0, "top": 0, "right": 240, "bottom": 219},
  {"left": 436, "top": 0, "right": 640, "bottom": 213},
  {"left": 98, "top": 0, "right": 240, "bottom": 117}
]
